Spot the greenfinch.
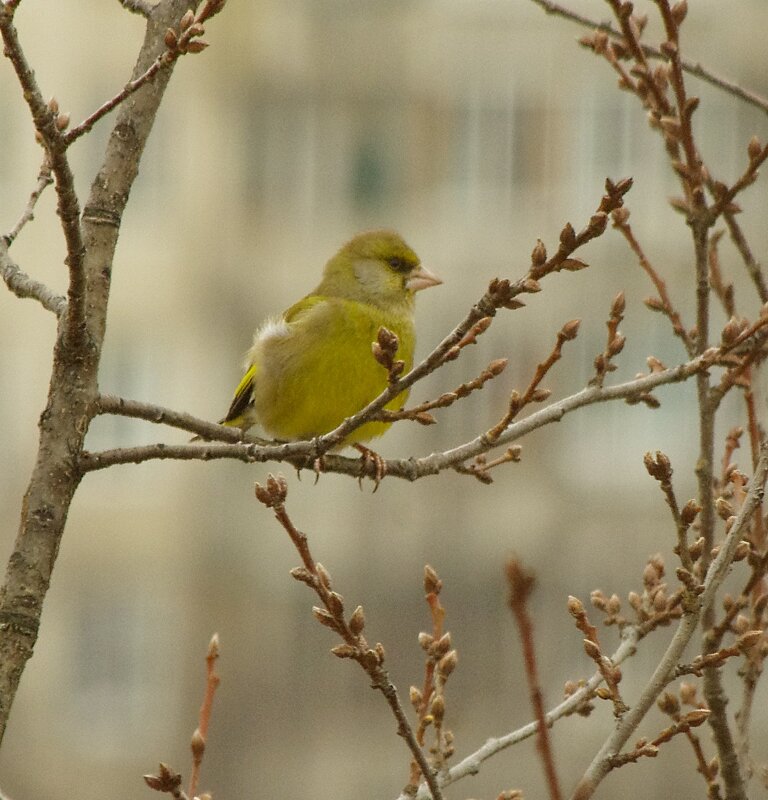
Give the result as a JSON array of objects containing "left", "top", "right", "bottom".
[{"left": 221, "top": 230, "right": 442, "bottom": 446}]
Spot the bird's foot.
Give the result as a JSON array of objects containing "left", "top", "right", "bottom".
[
  {"left": 312, "top": 455, "right": 325, "bottom": 484},
  {"left": 353, "top": 444, "right": 387, "bottom": 492}
]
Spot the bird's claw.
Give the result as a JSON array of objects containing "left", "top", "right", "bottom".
[
  {"left": 312, "top": 456, "right": 325, "bottom": 484},
  {"left": 353, "top": 444, "right": 387, "bottom": 492}
]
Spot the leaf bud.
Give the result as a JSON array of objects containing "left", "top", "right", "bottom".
[
  {"left": 684, "top": 709, "right": 711, "bottom": 727},
  {"left": 736, "top": 630, "right": 763, "bottom": 652},
  {"left": 331, "top": 643, "right": 356, "bottom": 659},
  {"left": 418, "top": 632, "right": 434, "bottom": 650},
  {"left": 438, "top": 650, "right": 458, "bottom": 678},
  {"left": 312, "top": 607, "right": 336, "bottom": 629},
  {"left": 714, "top": 497, "right": 734, "bottom": 520},
  {"left": 733, "top": 540, "right": 750, "bottom": 561},
  {"left": 748, "top": 135, "right": 762, "bottom": 160},
  {"left": 424, "top": 564, "right": 441, "bottom": 594},
  {"left": 583, "top": 638, "right": 601, "bottom": 660},
  {"left": 433, "top": 632, "right": 452, "bottom": 657},
  {"left": 316, "top": 562, "right": 332, "bottom": 589},
  {"left": 191, "top": 728, "right": 205, "bottom": 760},
  {"left": 657, "top": 691, "right": 679, "bottom": 715},
  {"left": 348, "top": 605, "right": 365, "bottom": 636},
  {"left": 681, "top": 500, "right": 701, "bottom": 527},
  {"left": 567, "top": 595, "right": 585, "bottom": 617},
  {"left": 430, "top": 694, "right": 445, "bottom": 722},
  {"left": 531, "top": 239, "right": 547, "bottom": 266},
  {"left": 670, "top": 0, "right": 688, "bottom": 25},
  {"left": 180, "top": 9, "right": 195, "bottom": 29},
  {"left": 186, "top": 40, "right": 209, "bottom": 54},
  {"left": 559, "top": 222, "right": 576, "bottom": 250},
  {"left": 326, "top": 591, "right": 344, "bottom": 617},
  {"left": 561, "top": 319, "right": 581, "bottom": 340},
  {"left": 164, "top": 27, "right": 178, "bottom": 49}
]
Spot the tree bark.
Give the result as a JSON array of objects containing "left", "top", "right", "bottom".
[{"left": 0, "top": 0, "right": 195, "bottom": 744}]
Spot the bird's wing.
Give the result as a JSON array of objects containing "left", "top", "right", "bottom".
[{"left": 220, "top": 363, "right": 258, "bottom": 426}]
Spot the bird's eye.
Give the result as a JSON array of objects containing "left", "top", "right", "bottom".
[{"left": 387, "top": 256, "right": 409, "bottom": 273}]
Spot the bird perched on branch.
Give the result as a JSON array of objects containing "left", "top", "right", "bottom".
[{"left": 220, "top": 229, "right": 442, "bottom": 450}]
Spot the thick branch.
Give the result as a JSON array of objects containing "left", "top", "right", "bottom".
[{"left": 0, "top": 0, "right": 200, "bottom": 747}]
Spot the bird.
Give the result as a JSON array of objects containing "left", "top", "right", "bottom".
[{"left": 220, "top": 229, "right": 442, "bottom": 460}]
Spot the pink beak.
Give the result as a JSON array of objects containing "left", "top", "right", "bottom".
[{"left": 407, "top": 265, "right": 442, "bottom": 293}]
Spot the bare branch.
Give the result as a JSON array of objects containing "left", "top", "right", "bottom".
[
  {"left": 723, "top": 211, "right": 768, "bottom": 304},
  {"left": 118, "top": 0, "right": 154, "bottom": 15},
  {"left": 188, "top": 633, "right": 220, "bottom": 800},
  {"left": 400, "top": 627, "right": 641, "bottom": 800},
  {"left": 255, "top": 476, "right": 444, "bottom": 800},
  {"left": 528, "top": 0, "right": 768, "bottom": 115},
  {"left": 66, "top": 3, "right": 225, "bottom": 144},
  {"left": 96, "top": 394, "right": 248, "bottom": 442},
  {"left": 79, "top": 347, "right": 719, "bottom": 477},
  {"left": 612, "top": 207, "right": 693, "bottom": 354},
  {"left": 3, "top": 159, "right": 52, "bottom": 245},
  {"left": 0, "top": 239, "right": 67, "bottom": 316},
  {"left": 507, "top": 560, "right": 563, "bottom": 800},
  {"left": 0, "top": 7, "right": 85, "bottom": 342},
  {"left": 571, "top": 442, "right": 768, "bottom": 800}
]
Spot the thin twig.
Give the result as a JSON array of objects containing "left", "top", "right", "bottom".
[
  {"left": 708, "top": 230, "right": 735, "bottom": 319},
  {"left": 4, "top": 158, "right": 52, "bottom": 245},
  {"left": 528, "top": 0, "right": 768, "bottom": 115},
  {"left": 507, "top": 560, "right": 563, "bottom": 800},
  {"left": 96, "top": 394, "right": 249, "bottom": 442},
  {"left": 723, "top": 211, "right": 768, "bottom": 304},
  {"left": 0, "top": 6, "right": 86, "bottom": 343},
  {"left": 409, "top": 567, "right": 449, "bottom": 787},
  {"left": 63, "top": 58, "right": 174, "bottom": 145},
  {"left": 79, "top": 346, "right": 720, "bottom": 477},
  {"left": 487, "top": 319, "right": 580, "bottom": 441},
  {"left": 398, "top": 627, "right": 640, "bottom": 800},
  {"left": 255, "top": 476, "right": 444, "bottom": 800},
  {"left": 571, "top": 442, "right": 768, "bottom": 800},
  {"left": 0, "top": 240, "right": 67, "bottom": 316},
  {"left": 612, "top": 208, "right": 693, "bottom": 354},
  {"left": 188, "top": 634, "right": 220, "bottom": 800},
  {"left": 643, "top": 451, "right": 695, "bottom": 574}
]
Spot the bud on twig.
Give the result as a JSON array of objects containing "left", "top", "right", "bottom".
[
  {"left": 438, "top": 650, "right": 458, "bottom": 678},
  {"left": 531, "top": 239, "right": 547, "bottom": 266},
  {"left": 424, "top": 564, "right": 441, "bottom": 594},
  {"left": 348, "top": 605, "right": 365, "bottom": 636},
  {"left": 191, "top": 728, "right": 205, "bottom": 761}
]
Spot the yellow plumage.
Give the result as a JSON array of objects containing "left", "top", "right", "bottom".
[{"left": 221, "top": 230, "right": 441, "bottom": 445}]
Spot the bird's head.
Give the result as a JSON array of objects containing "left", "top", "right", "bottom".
[{"left": 318, "top": 230, "right": 442, "bottom": 313}]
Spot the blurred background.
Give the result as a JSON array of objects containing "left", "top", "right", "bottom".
[{"left": 2, "top": 1, "right": 768, "bottom": 798}]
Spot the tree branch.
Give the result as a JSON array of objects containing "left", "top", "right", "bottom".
[
  {"left": 529, "top": 0, "right": 768, "bottom": 116},
  {"left": 3, "top": 158, "right": 52, "bottom": 245},
  {"left": 0, "top": 5, "right": 86, "bottom": 344},
  {"left": 255, "top": 476, "right": 444, "bottom": 800},
  {"left": 118, "top": 0, "right": 154, "bottom": 15},
  {"left": 400, "top": 627, "right": 640, "bottom": 800},
  {"left": 0, "top": 240, "right": 67, "bottom": 316},
  {"left": 0, "top": 0, "right": 207, "bottom": 747},
  {"left": 571, "top": 442, "right": 768, "bottom": 800},
  {"left": 80, "top": 347, "right": 719, "bottom": 477}
]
